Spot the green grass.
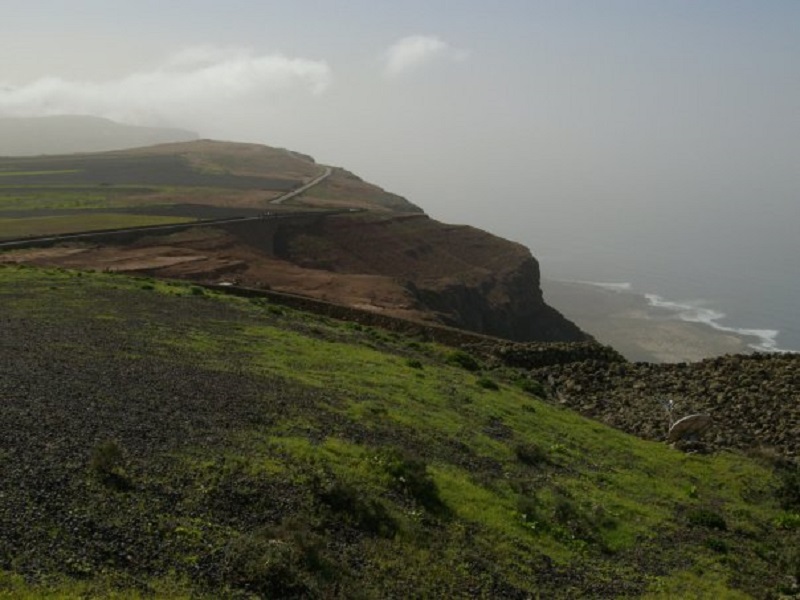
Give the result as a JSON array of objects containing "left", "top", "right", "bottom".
[
  {"left": 0, "top": 213, "right": 195, "bottom": 239},
  {"left": 0, "top": 187, "right": 162, "bottom": 212},
  {"left": 0, "top": 264, "right": 796, "bottom": 598}
]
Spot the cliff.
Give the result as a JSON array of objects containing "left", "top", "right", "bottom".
[
  {"left": 0, "top": 137, "right": 585, "bottom": 343},
  {"left": 271, "top": 213, "right": 587, "bottom": 342}
]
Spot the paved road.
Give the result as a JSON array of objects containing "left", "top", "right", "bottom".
[
  {"left": 270, "top": 166, "right": 333, "bottom": 205},
  {"left": 0, "top": 165, "right": 347, "bottom": 250}
]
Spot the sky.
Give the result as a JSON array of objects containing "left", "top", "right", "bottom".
[{"left": 2, "top": 1, "right": 799, "bottom": 290}]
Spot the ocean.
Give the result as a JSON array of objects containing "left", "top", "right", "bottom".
[{"left": 527, "top": 226, "right": 800, "bottom": 355}]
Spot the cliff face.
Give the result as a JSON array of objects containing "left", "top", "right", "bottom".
[{"left": 271, "top": 213, "right": 588, "bottom": 342}]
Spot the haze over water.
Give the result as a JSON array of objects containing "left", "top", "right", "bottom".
[{"left": 2, "top": 2, "right": 797, "bottom": 353}]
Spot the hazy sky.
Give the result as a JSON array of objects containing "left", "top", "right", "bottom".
[{"left": 2, "top": 1, "right": 798, "bottom": 283}]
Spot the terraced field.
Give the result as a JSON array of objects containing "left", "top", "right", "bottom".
[{"left": 1, "top": 264, "right": 797, "bottom": 598}]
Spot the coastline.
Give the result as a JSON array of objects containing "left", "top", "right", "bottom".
[{"left": 542, "top": 279, "right": 754, "bottom": 363}]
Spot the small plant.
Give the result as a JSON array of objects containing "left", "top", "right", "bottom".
[
  {"left": 476, "top": 376, "right": 499, "bottom": 391},
  {"left": 190, "top": 286, "right": 205, "bottom": 296},
  {"left": 140, "top": 283, "right": 155, "bottom": 291}
]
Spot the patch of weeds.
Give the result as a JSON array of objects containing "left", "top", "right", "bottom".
[
  {"left": 406, "top": 358, "right": 423, "bottom": 370},
  {"left": 687, "top": 507, "right": 728, "bottom": 531},
  {"left": 476, "top": 376, "right": 499, "bottom": 391},
  {"left": 268, "top": 305, "right": 285, "bottom": 316},
  {"left": 774, "top": 512, "right": 800, "bottom": 530},
  {"left": 446, "top": 350, "right": 480, "bottom": 372},
  {"left": 190, "top": 286, "right": 206, "bottom": 296},
  {"left": 140, "top": 283, "right": 155, "bottom": 291}
]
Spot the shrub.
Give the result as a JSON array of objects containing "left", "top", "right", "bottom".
[
  {"left": 380, "top": 449, "right": 448, "bottom": 516},
  {"left": 89, "top": 439, "right": 131, "bottom": 490},
  {"left": 518, "top": 379, "right": 545, "bottom": 397},
  {"left": 446, "top": 350, "right": 480, "bottom": 372},
  {"left": 212, "top": 521, "right": 337, "bottom": 598},
  {"left": 776, "top": 464, "right": 800, "bottom": 511},
  {"left": 514, "top": 442, "right": 549, "bottom": 467},
  {"left": 705, "top": 537, "right": 730, "bottom": 554},
  {"left": 517, "top": 495, "right": 541, "bottom": 527},
  {"left": 316, "top": 479, "right": 396, "bottom": 538},
  {"left": 406, "top": 358, "right": 423, "bottom": 370},
  {"left": 687, "top": 507, "right": 727, "bottom": 531},
  {"left": 476, "top": 376, "right": 499, "bottom": 391}
]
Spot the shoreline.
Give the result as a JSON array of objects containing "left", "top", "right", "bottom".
[{"left": 542, "top": 279, "right": 756, "bottom": 363}]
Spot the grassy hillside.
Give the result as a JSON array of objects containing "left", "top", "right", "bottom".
[
  {"left": 0, "top": 141, "right": 419, "bottom": 242},
  {"left": 0, "top": 264, "right": 797, "bottom": 598}
]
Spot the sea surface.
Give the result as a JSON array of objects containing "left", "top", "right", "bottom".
[{"left": 527, "top": 227, "right": 800, "bottom": 354}]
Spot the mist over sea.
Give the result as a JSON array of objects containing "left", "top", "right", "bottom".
[{"left": 526, "top": 212, "right": 800, "bottom": 355}]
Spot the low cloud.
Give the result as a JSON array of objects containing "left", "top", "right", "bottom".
[
  {"left": 0, "top": 47, "right": 332, "bottom": 126},
  {"left": 383, "top": 35, "right": 467, "bottom": 79}
]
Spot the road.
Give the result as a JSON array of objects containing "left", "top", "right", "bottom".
[
  {"left": 0, "top": 165, "right": 346, "bottom": 250},
  {"left": 269, "top": 166, "right": 333, "bottom": 205}
]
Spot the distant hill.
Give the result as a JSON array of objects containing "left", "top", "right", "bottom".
[{"left": 0, "top": 115, "right": 198, "bottom": 156}]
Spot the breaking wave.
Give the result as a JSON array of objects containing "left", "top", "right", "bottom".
[
  {"left": 573, "top": 280, "right": 794, "bottom": 354},
  {"left": 643, "top": 293, "right": 787, "bottom": 353}
]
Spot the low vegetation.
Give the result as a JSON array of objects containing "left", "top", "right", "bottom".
[
  {"left": 0, "top": 264, "right": 797, "bottom": 598},
  {"left": 0, "top": 213, "right": 195, "bottom": 240}
]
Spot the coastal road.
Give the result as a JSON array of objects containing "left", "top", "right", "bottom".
[{"left": 270, "top": 166, "right": 333, "bottom": 205}]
